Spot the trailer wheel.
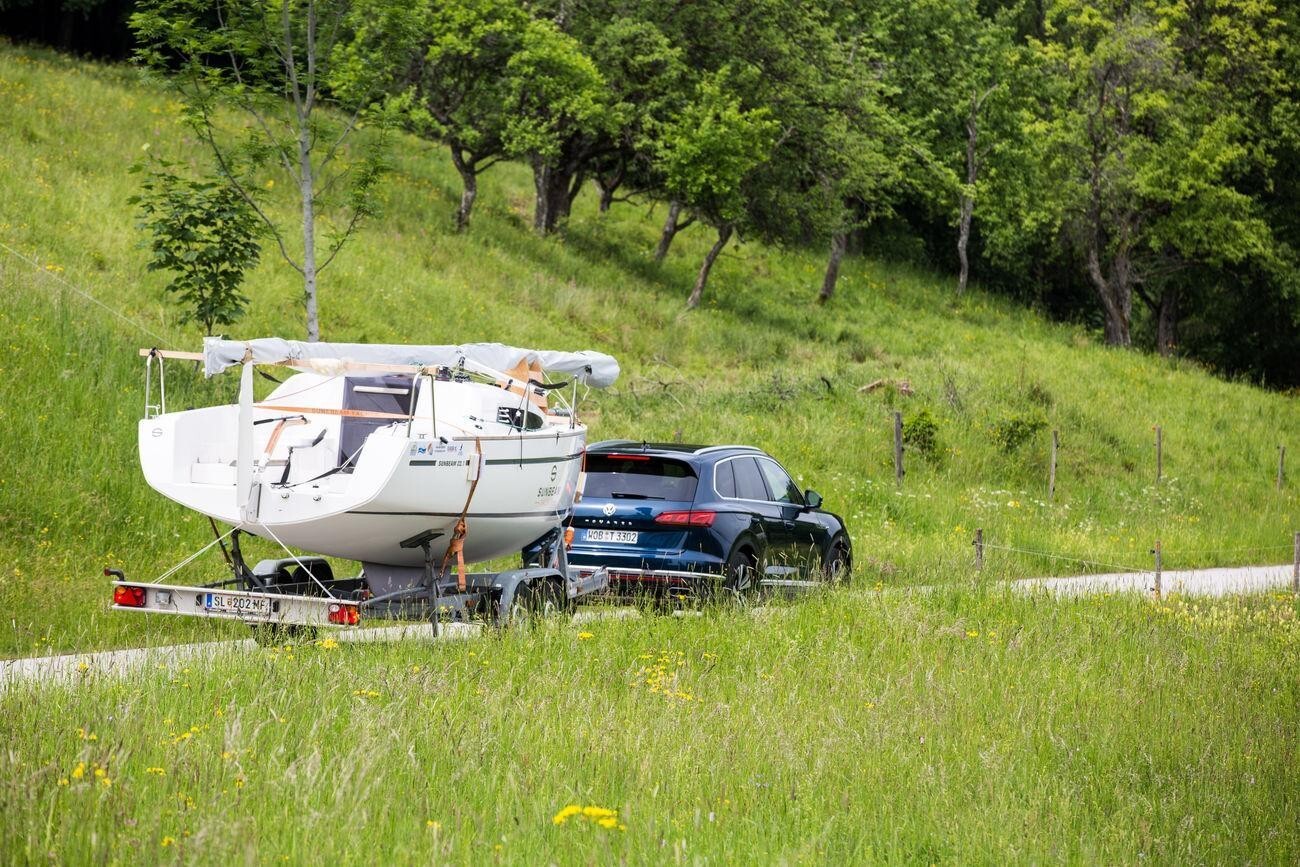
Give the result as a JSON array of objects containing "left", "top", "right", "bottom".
[
  {"left": 251, "top": 623, "right": 318, "bottom": 647},
  {"left": 509, "top": 579, "right": 565, "bottom": 625}
]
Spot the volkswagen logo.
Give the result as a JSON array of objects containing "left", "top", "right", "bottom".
[{"left": 602, "top": 502, "right": 616, "bottom": 516}]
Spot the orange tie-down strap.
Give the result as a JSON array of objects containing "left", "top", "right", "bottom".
[
  {"left": 440, "top": 439, "right": 483, "bottom": 592},
  {"left": 255, "top": 404, "right": 412, "bottom": 420}
]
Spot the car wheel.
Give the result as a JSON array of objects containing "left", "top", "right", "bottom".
[
  {"left": 723, "top": 547, "right": 760, "bottom": 598},
  {"left": 822, "top": 534, "right": 851, "bottom": 584}
]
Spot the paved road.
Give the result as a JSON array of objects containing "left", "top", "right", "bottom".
[
  {"left": 3, "top": 563, "right": 1293, "bottom": 690},
  {"left": 1013, "top": 562, "right": 1294, "bottom": 597}
]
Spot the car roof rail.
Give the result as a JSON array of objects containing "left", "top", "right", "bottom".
[{"left": 693, "top": 444, "right": 764, "bottom": 456}]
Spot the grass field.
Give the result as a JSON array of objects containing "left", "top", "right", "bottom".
[
  {"left": 1, "top": 41, "right": 1299, "bottom": 865},
  {"left": 0, "top": 43, "right": 1295, "bottom": 657},
  {"left": 3, "top": 587, "right": 1298, "bottom": 863}
]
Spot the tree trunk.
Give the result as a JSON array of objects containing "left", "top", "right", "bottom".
[
  {"left": 956, "top": 194, "right": 973, "bottom": 295},
  {"left": 449, "top": 147, "right": 477, "bottom": 233},
  {"left": 595, "top": 166, "right": 623, "bottom": 214},
  {"left": 1085, "top": 245, "right": 1132, "bottom": 347},
  {"left": 687, "top": 224, "right": 733, "bottom": 309},
  {"left": 531, "top": 158, "right": 581, "bottom": 234},
  {"left": 958, "top": 94, "right": 985, "bottom": 295},
  {"left": 818, "top": 232, "right": 847, "bottom": 304},
  {"left": 299, "top": 131, "right": 319, "bottom": 342},
  {"left": 532, "top": 159, "right": 552, "bottom": 234},
  {"left": 1156, "top": 288, "right": 1179, "bottom": 357},
  {"left": 655, "top": 200, "right": 683, "bottom": 263}
]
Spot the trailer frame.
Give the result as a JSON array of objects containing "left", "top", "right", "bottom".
[{"left": 109, "top": 525, "right": 609, "bottom": 637}]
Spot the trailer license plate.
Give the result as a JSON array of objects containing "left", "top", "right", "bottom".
[
  {"left": 204, "top": 593, "right": 273, "bottom": 616},
  {"left": 586, "top": 529, "right": 638, "bottom": 544}
]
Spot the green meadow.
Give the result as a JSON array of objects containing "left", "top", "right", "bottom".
[
  {"left": 3, "top": 589, "right": 1298, "bottom": 863},
  {"left": 1, "top": 41, "right": 1299, "bottom": 865},
  {"left": 0, "top": 44, "right": 1294, "bottom": 655}
]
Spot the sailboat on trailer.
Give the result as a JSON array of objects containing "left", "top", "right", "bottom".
[{"left": 139, "top": 337, "right": 618, "bottom": 593}]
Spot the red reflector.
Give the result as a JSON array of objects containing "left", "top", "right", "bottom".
[
  {"left": 327, "top": 603, "right": 360, "bottom": 625},
  {"left": 654, "top": 510, "right": 716, "bottom": 527},
  {"left": 113, "top": 585, "right": 146, "bottom": 608},
  {"left": 605, "top": 453, "right": 651, "bottom": 461}
]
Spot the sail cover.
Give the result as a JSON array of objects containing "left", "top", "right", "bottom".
[{"left": 202, "top": 337, "right": 620, "bottom": 387}]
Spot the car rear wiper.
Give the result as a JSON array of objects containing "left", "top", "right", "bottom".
[{"left": 610, "top": 492, "right": 665, "bottom": 499}]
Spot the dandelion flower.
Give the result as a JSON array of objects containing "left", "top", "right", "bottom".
[
  {"left": 577, "top": 632, "right": 594, "bottom": 641},
  {"left": 71, "top": 762, "right": 85, "bottom": 780},
  {"left": 160, "top": 836, "right": 175, "bottom": 847}
]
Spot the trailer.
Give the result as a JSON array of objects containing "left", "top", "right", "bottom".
[{"left": 109, "top": 525, "right": 609, "bottom": 641}]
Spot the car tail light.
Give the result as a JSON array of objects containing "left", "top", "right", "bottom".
[
  {"left": 654, "top": 510, "right": 716, "bottom": 527},
  {"left": 605, "top": 453, "right": 650, "bottom": 461},
  {"left": 113, "top": 585, "right": 147, "bottom": 608},
  {"left": 327, "top": 603, "right": 360, "bottom": 625}
]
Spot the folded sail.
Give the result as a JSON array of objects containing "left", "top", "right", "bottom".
[{"left": 202, "top": 337, "right": 620, "bottom": 387}]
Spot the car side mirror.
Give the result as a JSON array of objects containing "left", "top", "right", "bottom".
[{"left": 803, "top": 489, "right": 822, "bottom": 509}]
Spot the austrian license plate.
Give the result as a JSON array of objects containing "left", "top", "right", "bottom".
[
  {"left": 586, "top": 529, "right": 639, "bottom": 544},
  {"left": 204, "top": 592, "right": 273, "bottom": 616}
]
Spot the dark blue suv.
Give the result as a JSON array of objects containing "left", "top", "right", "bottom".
[{"left": 551, "top": 442, "right": 851, "bottom": 598}]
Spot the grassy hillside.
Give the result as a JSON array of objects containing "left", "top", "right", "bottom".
[
  {"left": 2, "top": 44, "right": 1299, "bottom": 865},
  {"left": 0, "top": 42, "right": 1297, "bottom": 658}
]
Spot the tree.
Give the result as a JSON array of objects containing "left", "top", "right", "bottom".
[
  {"left": 131, "top": 0, "right": 422, "bottom": 341},
  {"left": 501, "top": 19, "right": 611, "bottom": 234},
  {"left": 130, "top": 159, "right": 262, "bottom": 336},
  {"left": 1016, "top": 0, "right": 1278, "bottom": 349},
  {"left": 654, "top": 74, "right": 776, "bottom": 307},
  {"left": 409, "top": 0, "right": 526, "bottom": 231}
]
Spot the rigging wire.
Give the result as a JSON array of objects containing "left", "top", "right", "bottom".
[{"left": 0, "top": 239, "right": 175, "bottom": 344}]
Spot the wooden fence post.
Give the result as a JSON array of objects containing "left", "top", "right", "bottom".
[
  {"left": 893, "top": 411, "right": 904, "bottom": 487},
  {"left": 1278, "top": 445, "right": 1286, "bottom": 491},
  {"left": 974, "top": 528, "right": 984, "bottom": 571},
  {"left": 1049, "top": 429, "right": 1059, "bottom": 502},
  {"left": 1154, "top": 425, "right": 1163, "bottom": 485},
  {"left": 1153, "top": 539, "right": 1162, "bottom": 600},
  {"left": 1293, "top": 531, "right": 1299, "bottom": 595}
]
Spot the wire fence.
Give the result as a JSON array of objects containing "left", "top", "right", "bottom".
[{"left": 973, "top": 529, "right": 1300, "bottom": 598}]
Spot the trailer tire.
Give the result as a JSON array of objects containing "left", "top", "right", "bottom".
[{"left": 509, "top": 579, "right": 565, "bottom": 625}]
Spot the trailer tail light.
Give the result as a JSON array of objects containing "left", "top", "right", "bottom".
[
  {"left": 654, "top": 510, "right": 716, "bottom": 527},
  {"left": 113, "top": 585, "right": 147, "bottom": 608},
  {"left": 327, "top": 603, "right": 360, "bottom": 626}
]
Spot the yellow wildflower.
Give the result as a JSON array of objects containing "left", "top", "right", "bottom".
[
  {"left": 318, "top": 638, "right": 339, "bottom": 651},
  {"left": 577, "top": 631, "right": 594, "bottom": 641},
  {"left": 161, "top": 836, "right": 176, "bottom": 848},
  {"left": 146, "top": 767, "right": 166, "bottom": 776},
  {"left": 71, "top": 762, "right": 85, "bottom": 780}
]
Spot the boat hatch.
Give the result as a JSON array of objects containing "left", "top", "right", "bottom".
[{"left": 339, "top": 375, "right": 416, "bottom": 468}]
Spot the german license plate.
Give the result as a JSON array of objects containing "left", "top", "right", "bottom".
[
  {"left": 204, "top": 592, "right": 273, "bottom": 616},
  {"left": 586, "top": 529, "right": 638, "bottom": 544}
]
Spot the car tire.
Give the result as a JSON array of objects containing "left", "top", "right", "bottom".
[
  {"left": 822, "top": 534, "right": 852, "bottom": 584},
  {"left": 723, "top": 547, "right": 760, "bottom": 598}
]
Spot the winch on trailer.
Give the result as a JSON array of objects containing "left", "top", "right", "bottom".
[{"left": 108, "top": 524, "right": 609, "bottom": 642}]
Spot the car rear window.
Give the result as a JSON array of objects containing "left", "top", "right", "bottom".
[{"left": 584, "top": 454, "right": 698, "bottom": 501}]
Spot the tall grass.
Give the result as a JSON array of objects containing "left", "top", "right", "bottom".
[
  {"left": 2, "top": 586, "right": 1298, "bottom": 862},
  {"left": 0, "top": 43, "right": 1296, "bottom": 656}
]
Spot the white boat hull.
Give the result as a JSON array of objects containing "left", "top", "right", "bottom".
[{"left": 139, "top": 374, "right": 587, "bottom": 568}]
